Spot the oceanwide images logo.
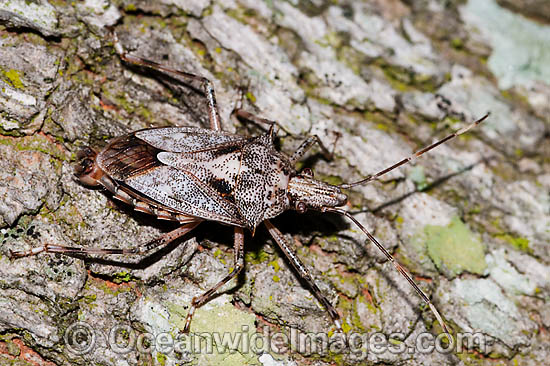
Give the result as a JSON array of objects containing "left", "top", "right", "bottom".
[{"left": 64, "top": 321, "right": 494, "bottom": 361}]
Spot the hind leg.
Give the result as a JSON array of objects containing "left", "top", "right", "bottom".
[{"left": 9, "top": 221, "right": 201, "bottom": 259}]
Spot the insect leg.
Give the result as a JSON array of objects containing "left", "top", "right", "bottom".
[
  {"left": 233, "top": 108, "right": 281, "bottom": 141},
  {"left": 234, "top": 108, "right": 276, "bottom": 129},
  {"left": 289, "top": 133, "right": 341, "bottom": 165},
  {"left": 112, "top": 33, "right": 222, "bottom": 131},
  {"left": 183, "top": 226, "right": 245, "bottom": 333},
  {"left": 264, "top": 220, "right": 342, "bottom": 332},
  {"left": 9, "top": 221, "right": 201, "bottom": 259},
  {"left": 235, "top": 108, "right": 340, "bottom": 164}
]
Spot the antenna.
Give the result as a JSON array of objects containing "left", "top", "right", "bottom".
[
  {"left": 340, "top": 113, "right": 490, "bottom": 189},
  {"left": 324, "top": 207, "right": 452, "bottom": 340}
]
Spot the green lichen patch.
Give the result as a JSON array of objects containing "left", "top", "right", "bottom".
[
  {"left": 244, "top": 248, "right": 270, "bottom": 264},
  {"left": 414, "top": 216, "right": 487, "bottom": 279},
  {"left": 490, "top": 218, "right": 532, "bottom": 254},
  {"left": 91, "top": 276, "right": 134, "bottom": 297},
  {"left": 376, "top": 60, "right": 440, "bottom": 93},
  {"left": 124, "top": 3, "right": 137, "bottom": 12},
  {"left": 0, "top": 134, "right": 68, "bottom": 161},
  {"left": 316, "top": 173, "right": 344, "bottom": 186},
  {"left": 462, "top": 0, "right": 550, "bottom": 90},
  {"left": 112, "top": 271, "right": 134, "bottom": 284},
  {"left": 495, "top": 234, "right": 531, "bottom": 254},
  {"left": 0, "top": 68, "right": 24, "bottom": 89},
  {"left": 165, "top": 300, "right": 260, "bottom": 365},
  {"left": 407, "top": 165, "right": 428, "bottom": 191}
]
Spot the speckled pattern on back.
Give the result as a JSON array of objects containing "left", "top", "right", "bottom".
[{"left": 97, "top": 127, "right": 294, "bottom": 230}]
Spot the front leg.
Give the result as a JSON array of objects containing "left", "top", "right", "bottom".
[
  {"left": 234, "top": 108, "right": 340, "bottom": 165},
  {"left": 264, "top": 220, "right": 342, "bottom": 332},
  {"left": 290, "top": 133, "right": 340, "bottom": 165}
]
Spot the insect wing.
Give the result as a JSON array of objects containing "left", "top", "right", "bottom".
[
  {"left": 156, "top": 132, "right": 293, "bottom": 230},
  {"left": 97, "top": 133, "right": 161, "bottom": 181},
  {"left": 135, "top": 127, "right": 248, "bottom": 153},
  {"left": 97, "top": 128, "right": 246, "bottom": 227},
  {"left": 124, "top": 165, "right": 244, "bottom": 226}
]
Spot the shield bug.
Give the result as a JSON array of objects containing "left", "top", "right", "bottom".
[{"left": 10, "top": 33, "right": 489, "bottom": 338}]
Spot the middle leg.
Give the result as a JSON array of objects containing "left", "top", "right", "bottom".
[{"left": 183, "top": 226, "right": 245, "bottom": 333}]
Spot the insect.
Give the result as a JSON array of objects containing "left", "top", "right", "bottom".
[{"left": 10, "top": 33, "right": 489, "bottom": 338}]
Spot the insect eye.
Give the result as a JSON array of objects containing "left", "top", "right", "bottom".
[
  {"left": 296, "top": 201, "right": 307, "bottom": 214},
  {"left": 301, "top": 168, "right": 314, "bottom": 178},
  {"left": 75, "top": 158, "right": 94, "bottom": 176},
  {"left": 82, "top": 158, "right": 94, "bottom": 172}
]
